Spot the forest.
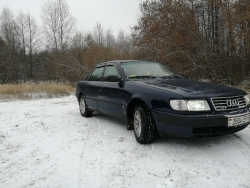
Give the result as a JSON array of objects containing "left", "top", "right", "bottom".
[{"left": 0, "top": 0, "right": 250, "bottom": 85}]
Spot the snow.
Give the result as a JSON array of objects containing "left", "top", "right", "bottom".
[{"left": 1, "top": 95, "right": 250, "bottom": 188}]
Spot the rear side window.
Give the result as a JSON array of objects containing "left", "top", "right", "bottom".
[
  {"left": 88, "top": 67, "right": 105, "bottom": 81},
  {"left": 103, "top": 66, "right": 119, "bottom": 81}
]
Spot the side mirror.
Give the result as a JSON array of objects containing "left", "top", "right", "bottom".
[{"left": 107, "top": 75, "right": 123, "bottom": 82}]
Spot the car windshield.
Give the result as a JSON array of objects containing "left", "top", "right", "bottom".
[{"left": 121, "top": 61, "right": 183, "bottom": 79}]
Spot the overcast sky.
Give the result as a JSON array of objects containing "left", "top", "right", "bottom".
[{"left": 0, "top": 0, "right": 141, "bottom": 37}]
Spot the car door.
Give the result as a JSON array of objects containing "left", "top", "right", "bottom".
[
  {"left": 98, "top": 64, "right": 124, "bottom": 118},
  {"left": 85, "top": 66, "right": 105, "bottom": 110}
]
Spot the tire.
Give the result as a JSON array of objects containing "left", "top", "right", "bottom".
[
  {"left": 133, "top": 104, "right": 156, "bottom": 144},
  {"left": 79, "top": 95, "right": 93, "bottom": 117}
]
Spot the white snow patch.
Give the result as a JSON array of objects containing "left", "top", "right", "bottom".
[{"left": 0, "top": 96, "right": 250, "bottom": 187}]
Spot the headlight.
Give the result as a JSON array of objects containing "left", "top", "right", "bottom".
[
  {"left": 244, "top": 95, "right": 250, "bottom": 105},
  {"left": 170, "top": 99, "right": 210, "bottom": 111},
  {"left": 170, "top": 100, "right": 188, "bottom": 111}
]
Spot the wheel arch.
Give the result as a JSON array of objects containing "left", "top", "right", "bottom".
[
  {"left": 127, "top": 97, "right": 158, "bottom": 143},
  {"left": 78, "top": 92, "right": 84, "bottom": 103},
  {"left": 126, "top": 98, "right": 151, "bottom": 126}
]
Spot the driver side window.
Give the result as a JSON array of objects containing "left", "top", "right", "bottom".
[{"left": 103, "top": 66, "right": 119, "bottom": 81}]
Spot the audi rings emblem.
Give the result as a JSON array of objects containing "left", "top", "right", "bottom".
[{"left": 226, "top": 99, "right": 239, "bottom": 107}]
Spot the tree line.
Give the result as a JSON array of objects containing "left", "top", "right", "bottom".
[
  {"left": 1, "top": 0, "right": 250, "bottom": 85},
  {"left": 0, "top": 0, "right": 134, "bottom": 83},
  {"left": 133, "top": 0, "right": 250, "bottom": 85}
]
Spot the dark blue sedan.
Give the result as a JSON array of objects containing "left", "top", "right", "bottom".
[{"left": 76, "top": 60, "right": 250, "bottom": 144}]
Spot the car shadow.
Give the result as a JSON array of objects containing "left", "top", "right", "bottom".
[
  {"left": 154, "top": 132, "right": 250, "bottom": 150},
  {"left": 79, "top": 111, "right": 249, "bottom": 149}
]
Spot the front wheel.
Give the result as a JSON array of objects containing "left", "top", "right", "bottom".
[
  {"left": 79, "top": 95, "right": 93, "bottom": 117},
  {"left": 133, "top": 104, "right": 156, "bottom": 144}
]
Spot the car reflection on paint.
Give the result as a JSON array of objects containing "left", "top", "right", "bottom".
[{"left": 76, "top": 60, "right": 250, "bottom": 144}]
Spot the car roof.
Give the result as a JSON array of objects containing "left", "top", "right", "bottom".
[{"left": 95, "top": 60, "right": 143, "bottom": 67}]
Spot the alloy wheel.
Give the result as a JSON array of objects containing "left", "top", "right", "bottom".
[
  {"left": 80, "top": 97, "right": 86, "bottom": 114},
  {"left": 134, "top": 110, "right": 142, "bottom": 137}
]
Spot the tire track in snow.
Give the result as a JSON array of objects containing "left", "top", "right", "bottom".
[
  {"left": 77, "top": 116, "right": 101, "bottom": 188},
  {"left": 77, "top": 113, "right": 145, "bottom": 187},
  {"left": 102, "top": 142, "right": 153, "bottom": 187}
]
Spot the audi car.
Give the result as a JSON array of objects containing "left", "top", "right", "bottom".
[{"left": 75, "top": 60, "right": 250, "bottom": 144}]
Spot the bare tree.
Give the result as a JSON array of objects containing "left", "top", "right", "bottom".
[
  {"left": 117, "top": 30, "right": 133, "bottom": 59},
  {"left": 0, "top": 7, "right": 19, "bottom": 82},
  {"left": 93, "top": 22, "right": 104, "bottom": 46},
  {"left": 16, "top": 11, "right": 40, "bottom": 79},
  {"left": 0, "top": 8, "right": 17, "bottom": 45},
  {"left": 105, "top": 28, "right": 115, "bottom": 48},
  {"left": 26, "top": 13, "right": 40, "bottom": 78},
  {"left": 16, "top": 11, "right": 28, "bottom": 79},
  {"left": 41, "top": 0, "right": 76, "bottom": 50}
]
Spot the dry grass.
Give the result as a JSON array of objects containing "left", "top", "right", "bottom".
[{"left": 0, "top": 83, "right": 75, "bottom": 101}]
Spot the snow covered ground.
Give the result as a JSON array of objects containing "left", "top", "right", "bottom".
[{"left": 1, "top": 95, "right": 250, "bottom": 188}]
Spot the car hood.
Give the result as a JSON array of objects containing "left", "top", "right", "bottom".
[{"left": 132, "top": 78, "right": 246, "bottom": 98}]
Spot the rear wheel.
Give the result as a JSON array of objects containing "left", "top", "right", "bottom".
[
  {"left": 79, "top": 95, "right": 93, "bottom": 117},
  {"left": 133, "top": 104, "right": 156, "bottom": 144}
]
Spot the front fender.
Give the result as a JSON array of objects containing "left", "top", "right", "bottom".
[{"left": 123, "top": 82, "right": 183, "bottom": 112}]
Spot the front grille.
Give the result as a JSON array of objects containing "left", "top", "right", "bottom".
[{"left": 211, "top": 96, "right": 246, "bottom": 111}]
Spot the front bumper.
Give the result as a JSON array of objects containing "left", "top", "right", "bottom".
[{"left": 152, "top": 110, "right": 250, "bottom": 138}]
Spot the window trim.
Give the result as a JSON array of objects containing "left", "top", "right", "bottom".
[{"left": 86, "top": 66, "right": 105, "bottom": 81}]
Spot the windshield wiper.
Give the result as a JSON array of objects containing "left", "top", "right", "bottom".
[
  {"left": 129, "top": 75, "right": 157, "bottom": 79},
  {"left": 159, "top": 75, "right": 183, "bottom": 79}
]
